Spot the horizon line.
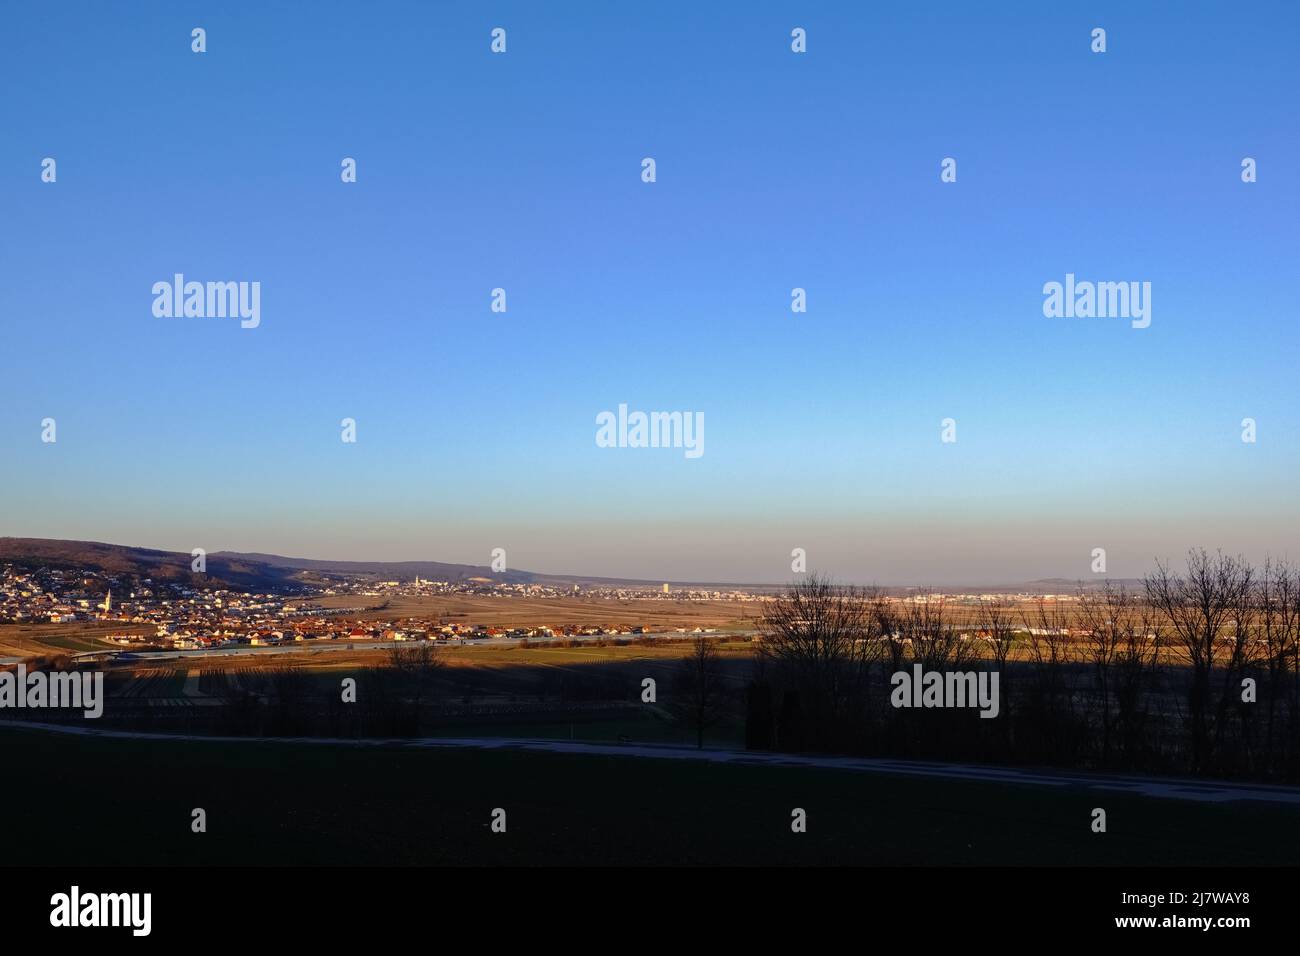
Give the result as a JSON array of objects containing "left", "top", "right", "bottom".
[{"left": 0, "top": 535, "right": 1156, "bottom": 592}]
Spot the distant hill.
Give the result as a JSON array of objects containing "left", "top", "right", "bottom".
[
  {"left": 212, "top": 551, "right": 540, "bottom": 586},
  {"left": 0, "top": 538, "right": 664, "bottom": 591},
  {"left": 0, "top": 538, "right": 308, "bottom": 591},
  {"left": 1017, "top": 577, "right": 1145, "bottom": 593},
  {"left": 211, "top": 552, "right": 750, "bottom": 589}
]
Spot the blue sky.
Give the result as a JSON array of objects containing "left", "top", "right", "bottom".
[{"left": 1, "top": 1, "right": 1296, "bottom": 584}]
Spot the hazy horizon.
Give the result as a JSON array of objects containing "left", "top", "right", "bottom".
[{"left": 0, "top": 532, "right": 1279, "bottom": 590}]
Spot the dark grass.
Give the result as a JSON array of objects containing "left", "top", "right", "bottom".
[
  {"left": 3, "top": 727, "right": 1296, "bottom": 866},
  {"left": 420, "top": 715, "right": 745, "bottom": 747}
]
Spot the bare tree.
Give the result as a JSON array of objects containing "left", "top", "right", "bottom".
[
  {"left": 895, "top": 591, "right": 972, "bottom": 670},
  {"left": 1078, "top": 583, "right": 1160, "bottom": 768},
  {"left": 1145, "top": 550, "right": 1253, "bottom": 773},
  {"left": 674, "top": 636, "right": 726, "bottom": 748},
  {"left": 388, "top": 641, "right": 444, "bottom": 712},
  {"left": 1258, "top": 560, "right": 1300, "bottom": 766},
  {"left": 1020, "top": 596, "right": 1075, "bottom": 692},
  {"left": 978, "top": 596, "right": 1017, "bottom": 718},
  {"left": 1015, "top": 595, "right": 1081, "bottom": 761},
  {"left": 1115, "top": 593, "right": 1162, "bottom": 768},
  {"left": 1078, "top": 586, "right": 1119, "bottom": 764},
  {"left": 757, "top": 574, "right": 884, "bottom": 751}
]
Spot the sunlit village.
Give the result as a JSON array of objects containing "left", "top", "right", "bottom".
[{"left": 0, "top": 562, "right": 1089, "bottom": 657}]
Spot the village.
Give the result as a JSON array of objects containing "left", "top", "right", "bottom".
[{"left": 0, "top": 563, "right": 741, "bottom": 653}]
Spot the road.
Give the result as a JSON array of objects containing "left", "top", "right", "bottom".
[{"left": 3, "top": 718, "right": 1299, "bottom": 806}]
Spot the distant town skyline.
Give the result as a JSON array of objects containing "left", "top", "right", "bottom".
[{"left": 2, "top": 2, "right": 1297, "bottom": 585}]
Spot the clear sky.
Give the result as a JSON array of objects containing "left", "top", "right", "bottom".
[{"left": 1, "top": 1, "right": 1296, "bottom": 585}]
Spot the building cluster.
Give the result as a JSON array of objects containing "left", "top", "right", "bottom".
[
  {"left": 0, "top": 564, "right": 308, "bottom": 648},
  {"left": 0, "top": 564, "right": 729, "bottom": 651},
  {"left": 352, "top": 577, "right": 769, "bottom": 604},
  {"left": 896, "top": 592, "right": 1082, "bottom": 605}
]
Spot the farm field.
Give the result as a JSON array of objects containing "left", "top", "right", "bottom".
[
  {"left": 314, "top": 592, "right": 762, "bottom": 630},
  {"left": 0, "top": 620, "right": 151, "bottom": 659}
]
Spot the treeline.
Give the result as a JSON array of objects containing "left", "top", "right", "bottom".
[{"left": 745, "top": 551, "right": 1300, "bottom": 781}]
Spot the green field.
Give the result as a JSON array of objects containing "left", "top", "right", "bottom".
[
  {"left": 3, "top": 727, "right": 1296, "bottom": 866},
  {"left": 0, "top": 626, "right": 119, "bottom": 656}
]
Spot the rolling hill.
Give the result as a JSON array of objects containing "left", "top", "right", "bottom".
[{"left": 0, "top": 538, "right": 653, "bottom": 591}]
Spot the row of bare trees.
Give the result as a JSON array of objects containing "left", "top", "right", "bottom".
[
  {"left": 749, "top": 551, "right": 1300, "bottom": 780},
  {"left": 1146, "top": 552, "right": 1300, "bottom": 774}
]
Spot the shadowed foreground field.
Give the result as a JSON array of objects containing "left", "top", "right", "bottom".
[{"left": 4, "top": 728, "right": 1296, "bottom": 866}]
